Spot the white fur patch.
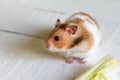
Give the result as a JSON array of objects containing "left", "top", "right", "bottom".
[
  {"left": 48, "top": 44, "right": 67, "bottom": 52},
  {"left": 48, "top": 43, "right": 57, "bottom": 52}
]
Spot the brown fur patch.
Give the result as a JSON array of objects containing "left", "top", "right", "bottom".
[{"left": 47, "top": 28, "right": 70, "bottom": 49}]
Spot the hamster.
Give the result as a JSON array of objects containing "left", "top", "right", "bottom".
[{"left": 45, "top": 12, "right": 101, "bottom": 64}]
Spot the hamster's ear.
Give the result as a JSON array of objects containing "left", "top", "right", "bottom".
[
  {"left": 57, "top": 18, "right": 61, "bottom": 23},
  {"left": 67, "top": 25, "right": 78, "bottom": 35},
  {"left": 56, "top": 18, "right": 61, "bottom": 25},
  {"left": 55, "top": 18, "right": 61, "bottom": 28}
]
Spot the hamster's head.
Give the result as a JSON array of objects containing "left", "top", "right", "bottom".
[{"left": 45, "top": 19, "right": 80, "bottom": 52}]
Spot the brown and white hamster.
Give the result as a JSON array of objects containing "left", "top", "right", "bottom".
[{"left": 45, "top": 12, "right": 101, "bottom": 64}]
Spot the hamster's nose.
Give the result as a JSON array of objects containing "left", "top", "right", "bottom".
[{"left": 45, "top": 43, "right": 50, "bottom": 49}]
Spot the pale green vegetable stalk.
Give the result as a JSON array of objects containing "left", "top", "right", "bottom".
[{"left": 74, "top": 55, "right": 120, "bottom": 80}]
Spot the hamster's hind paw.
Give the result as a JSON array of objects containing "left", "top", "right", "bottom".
[
  {"left": 66, "top": 58, "right": 74, "bottom": 64},
  {"left": 78, "top": 58, "right": 87, "bottom": 64}
]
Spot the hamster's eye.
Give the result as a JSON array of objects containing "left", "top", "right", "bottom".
[{"left": 54, "top": 36, "right": 60, "bottom": 41}]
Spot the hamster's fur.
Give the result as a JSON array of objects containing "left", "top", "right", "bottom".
[{"left": 45, "top": 12, "right": 101, "bottom": 64}]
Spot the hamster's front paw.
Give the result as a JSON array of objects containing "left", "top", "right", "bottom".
[
  {"left": 66, "top": 58, "right": 74, "bottom": 64},
  {"left": 78, "top": 58, "right": 87, "bottom": 64}
]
